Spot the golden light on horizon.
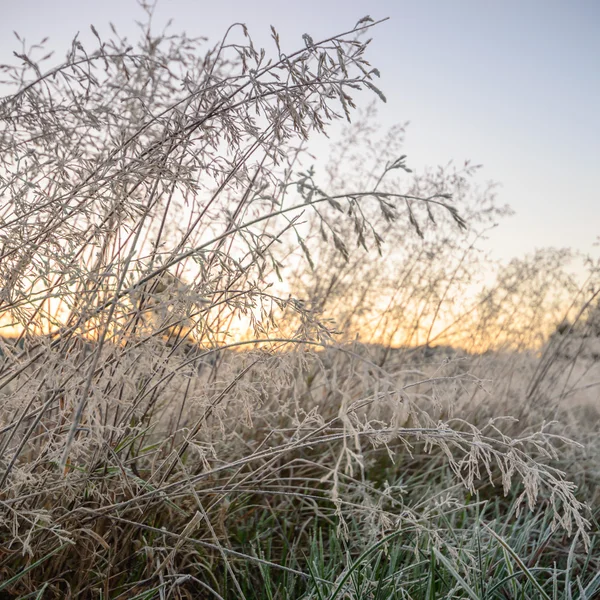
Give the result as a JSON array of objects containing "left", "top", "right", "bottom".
[{"left": 0, "top": 278, "right": 572, "bottom": 355}]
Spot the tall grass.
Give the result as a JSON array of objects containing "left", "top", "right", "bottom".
[{"left": 0, "top": 7, "right": 598, "bottom": 599}]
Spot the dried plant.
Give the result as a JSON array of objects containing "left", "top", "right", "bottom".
[{"left": 0, "top": 7, "right": 596, "bottom": 598}]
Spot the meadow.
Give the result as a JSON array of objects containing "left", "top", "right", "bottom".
[{"left": 0, "top": 9, "right": 599, "bottom": 599}]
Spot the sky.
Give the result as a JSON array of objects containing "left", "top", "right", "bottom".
[{"left": 1, "top": 0, "right": 599, "bottom": 263}]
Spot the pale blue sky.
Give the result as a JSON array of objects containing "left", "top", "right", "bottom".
[{"left": 2, "top": 0, "right": 598, "bottom": 262}]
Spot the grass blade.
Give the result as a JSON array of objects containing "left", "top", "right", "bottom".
[{"left": 485, "top": 525, "right": 552, "bottom": 600}]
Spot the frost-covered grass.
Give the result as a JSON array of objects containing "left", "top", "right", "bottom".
[
  {"left": 1, "top": 6, "right": 599, "bottom": 598},
  {"left": 1, "top": 344, "right": 599, "bottom": 598}
]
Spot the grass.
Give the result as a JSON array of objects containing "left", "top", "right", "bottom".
[
  {"left": 1, "top": 6, "right": 599, "bottom": 599},
  {"left": 1, "top": 348, "right": 598, "bottom": 598}
]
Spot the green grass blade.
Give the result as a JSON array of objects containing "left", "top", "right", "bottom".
[
  {"left": 485, "top": 525, "right": 552, "bottom": 600},
  {"left": 327, "top": 530, "right": 403, "bottom": 599},
  {"left": 432, "top": 548, "right": 479, "bottom": 600},
  {"left": 0, "top": 543, "right": 70, "bottom": 592},
  {"left": 577, "top": 570, "right": 600, "bottom": 600}
]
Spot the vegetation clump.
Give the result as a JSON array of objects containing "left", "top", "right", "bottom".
[{"left": 0, "top": 7, "right": 598, "bottom": 598}]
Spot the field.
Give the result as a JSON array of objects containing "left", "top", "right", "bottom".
[
  {"left": 1, "top": 10, "right": 599, "bottom": 599},
  {"left": 1, "top": 336, "right": 599, "bottom": 598}
]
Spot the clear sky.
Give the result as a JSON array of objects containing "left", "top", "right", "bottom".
[{"left": 2, "top": 0, "right": 598, "bottom": 262}]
